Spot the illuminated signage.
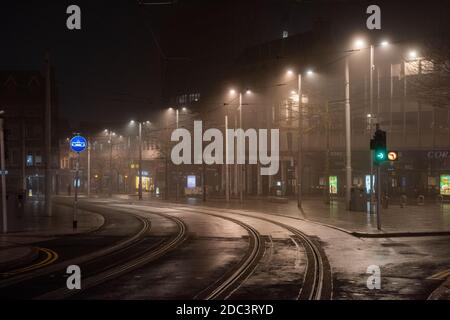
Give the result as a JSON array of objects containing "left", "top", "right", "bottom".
[{"left": 329, "top": 176, "right": 338, "bottom": 194}]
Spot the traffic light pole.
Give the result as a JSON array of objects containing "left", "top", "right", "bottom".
[{"left": 376, "top": 164, "right": 382, "bottom": 230}]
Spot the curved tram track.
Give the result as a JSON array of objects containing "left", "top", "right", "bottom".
[{"left": 150, "top": 203, "right": 333, "bottom": 300}]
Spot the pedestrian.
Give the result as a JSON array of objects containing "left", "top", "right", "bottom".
[{"left": 68, "top": 183, "right": 72, "bottom": 196}]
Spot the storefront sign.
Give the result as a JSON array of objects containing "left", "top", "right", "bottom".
[
  {"left": 329, "top": 176, "right": 338, "bottom": 194},
  {"left": 440, "top": 174, "right": 450, "bottom": 195},
  {"left": 427, "top": 151, "right": 450, "bottom": 159},
  {"left": 187, "top": 175, "right": 196, "bottom": 188}
]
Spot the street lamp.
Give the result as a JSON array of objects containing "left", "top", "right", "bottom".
[
  {"left": 354, "top": 39, "right": 366, "bottom": 50},
  {"left": 285, "top": 68, "right": 315, "bottom": 208},
  {"left": 408, "top": 50, "right": 418, "bottom": 60},
  {"left": 129, "top": 120, "right": 151, "bottom": 200},
  {"left": 168, "top": 107, "right": 189, "bottom": 200},
  {"left": 225, "top": 88, "right": 253, "bottom": 202}
]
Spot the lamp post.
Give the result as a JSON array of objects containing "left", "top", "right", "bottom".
[
  {"left": 138, "top": 122, "right": 143, "bottom": 200},
  {"left": 345, "top": 58, "right": 352, "bottom": 210},
  {"left": 227, "top": 89, "right": 253, "bottom": 203},
  {"left": 168, "top": 108, "right": 187, "bottom": 201},
  {"left": 130, "top": 120, "right": 150, "bottom": 201},
  {"left": 0, "top": 112, "right": 7, "bottom": 233},
  {"left": 297, "top": 72, "right": 303, "bottom": 209},
  {"left": 353, "top": 38, "right": 390, "bottom": 212},
  {"left": 286, "top": 69, "right": 314, "bottom": 209},
  {"left": 87, "top": 139, "right": 91, "bottom": 198},
  {"left": 108, "top": 130, "right": 113, "bottom": 197}
]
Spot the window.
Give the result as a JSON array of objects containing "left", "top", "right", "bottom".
[
  {"left": 35, "top": 153, "right": 42, "bottom": 165},
  {"left": 26, "top": 154, "right": 33, "bottom": 166}
]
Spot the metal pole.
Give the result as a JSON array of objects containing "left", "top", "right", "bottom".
[
  {"left": 370, "top": 45, "right": 374, "bottom": 115},
  {"left": 0, "top": 118, "right": 7, "bottom": 233},
  {"left": 73, "top": 152, "right": 80, "bottom": 229},
  {"left": 109, "top": 131, "right": 112, "bottom": 197},
  {"left": 202, "top": 161, "right": 206, "bottom": 202},
  {"left": 390, "top": 64, "right": 393, "bottom": 133},
  {"left": 369, "top": 44, "right": 374, "bottom": 213},
  {"left": 176, "top": 110, "right": 179, "bottom": 201},
  {"left": 87, "top": 140, "right": 91, "bottom": 198},
  {"left": 376, "top": 164, "right": 381, "bottom": 230},
  {"left": 44, "top": 53, "right": 52, "bottom": 216},
  {"left": 345, "top": 58, "right": 352, "bottom": 210},
  {"left": 239, "top": 92, "right": 243, "bottom": 203},
  {"left": 297, "top": 73, "right": 303, "bottom": 209},
  {"left": 138, "top": 122, "right": 143, "bottom": 200},
  {"left": 325, "top": 101, "right": 330, "bottom": 204},
  {"left": 225, "top": 115, "right": 229, "bottom": 202}
]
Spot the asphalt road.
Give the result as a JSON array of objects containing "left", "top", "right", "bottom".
[{"left": 1, "top": 197, "right": 450, "bottom": 300}]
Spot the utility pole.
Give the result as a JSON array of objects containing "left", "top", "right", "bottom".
[
  {"left": 225, "top": 115, "right": 229, "bottom": 202},
  {"left": 297, "top": 73, "right": 303, "bottom": 209},
  {"left": 87, "top": 140, "right": 91, "bottom": 198},
  {"left": 0, "top": 116, "right": 7, "bottom": 233},
  {"left": 44, "top": 53, "right": 52, "bottom": 216},
  {"left": 138, "top": 122, "right": 143, "bottom": 200},
  {"left": 345, "top": 57, "right": 352, "bottom": 210}
]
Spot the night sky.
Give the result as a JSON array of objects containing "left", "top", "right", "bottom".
[{"left": 0, "top": 0, "right": 448, "bottom": 126}]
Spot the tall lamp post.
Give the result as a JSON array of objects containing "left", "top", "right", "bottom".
[
  {"left": 0, "top": 111, "right": 7, "bottom": 233},
  {"left": 130, "top": 120, "right": 151, "bottom": 200},
  {"left": 286, "top": 69, "right": 314, "bottom": 209},
  {"left": 353, "top": 38, "right": 390, "bottom": 212},
  {"left": 168, "top": 107, "right": 188, "bottom": 201},
  {"left": 227, "top": 89, "right": 253, "bottom": 203},
  {"left": 104, "top": 129, "right": 117, "bottom": 197}
]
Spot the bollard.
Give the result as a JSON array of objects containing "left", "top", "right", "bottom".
[{"left": 417, "top": 195, "right": 425, "bottom": 206}]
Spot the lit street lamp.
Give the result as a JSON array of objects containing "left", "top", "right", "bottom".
[
  {"left": 227, "top": 89, "right": 252, "bottom": 203},
  {"left": 285, "top": 68, "right": 314, "bottom": 209},
  {"left": 129, "top": 120, "right": 151, "bottom": 200}
]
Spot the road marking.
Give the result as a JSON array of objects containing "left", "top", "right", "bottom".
[
  {"left": 428, "top": 269, "right": 450, "bottom": 280},
  {"left": 0, "top": 248, "right": 58, "bottom": 277}
]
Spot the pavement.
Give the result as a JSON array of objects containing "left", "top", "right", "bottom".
[
  {"left": 119, "top": 194, "right": 450, "bottom": 237},
  {"left": 0, "top": 199, "right": 105, "bottom": 273}
]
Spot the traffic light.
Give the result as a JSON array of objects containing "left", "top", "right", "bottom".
[{"left": 370, "top": 128, "right": 387, "bottom": 165}]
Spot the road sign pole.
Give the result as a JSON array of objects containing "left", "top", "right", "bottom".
[
  {"left": 69, "top": 135, "right": 87, "bottom": 229},
  {"left": 73, "top": 152, "right": 80, "bottom": 229}
]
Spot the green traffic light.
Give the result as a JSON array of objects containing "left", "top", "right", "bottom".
[{"left": 374, "top": 148, "right": 387, "bottom": 164}]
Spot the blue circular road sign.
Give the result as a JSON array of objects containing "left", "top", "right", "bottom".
[{"left": 70, "top": 135, "right": 87, "bottom": 153}]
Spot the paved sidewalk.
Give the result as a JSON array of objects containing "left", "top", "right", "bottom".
[{"left": 130, "top": 194, "right": 450, "bottom": 236}]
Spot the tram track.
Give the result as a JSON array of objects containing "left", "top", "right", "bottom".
[
  {"left": 34, "top": 203, "right": 188, "bottom": 299},
  {"left": 149, "top": 203, "right": 332, "bottom": 300}
]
